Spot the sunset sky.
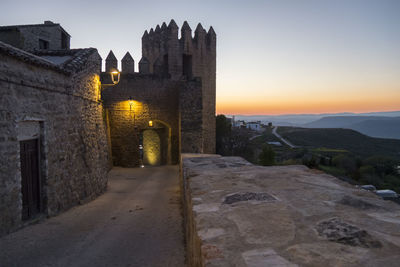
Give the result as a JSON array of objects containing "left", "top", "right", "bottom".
[{"left": 1, "top": 0, "right": 399, "bottom": 115}]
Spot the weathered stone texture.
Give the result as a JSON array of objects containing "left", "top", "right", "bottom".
[
  {"left": 0, "top": 48, "right": 109, "bottom": 235},
  {"left": 102, "top": 74, "right": 203, "bottom": 167},
  {"left": 180, "top": 80, "right": 203, "bottom": 153},
  {"left": 181, "top": 154, "right": 400, "bottom": 266}
]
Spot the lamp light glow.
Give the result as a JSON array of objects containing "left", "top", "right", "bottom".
[
  {"left": 148, "top": 120, "right": 153, "bottom": 127},
  {"left": 111, "top": 70, "right": 120, "bottom": 84}
]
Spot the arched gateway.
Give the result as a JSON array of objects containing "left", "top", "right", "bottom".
[{"left": 100, "top": 20, "right": 216, "bottom": 167}]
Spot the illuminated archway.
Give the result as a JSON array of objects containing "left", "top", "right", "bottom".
[
  {"left": 141, "top": 120, "right": 171, "bottom": 166},
  {"left": 143, "top": 129, "right": 161, "bottom": 165}
]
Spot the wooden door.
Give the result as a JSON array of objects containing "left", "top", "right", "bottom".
[{"left": 20, "top": 139, "right": 41, "bottom": 220}]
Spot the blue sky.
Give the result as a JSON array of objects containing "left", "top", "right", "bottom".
[{"left": 1, "top": 0, "right": 399, "bottom": 114}]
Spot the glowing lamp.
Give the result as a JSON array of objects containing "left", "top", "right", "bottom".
[
  {"left": 111, "top": 70, "right": 120, "bottom": 84},
  {"left": 148, "top": 120, "right": 153, "bottom": 127}
]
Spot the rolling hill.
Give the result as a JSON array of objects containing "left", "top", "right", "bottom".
[
  {"left": 276, "top": 127, "right": 400, "bottom": 159},
  {"left": 303, "top": 116, "right": 400, "bottom": 139}
]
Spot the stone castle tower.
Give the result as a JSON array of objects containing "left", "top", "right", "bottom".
[
  {"left": 101, "top": 20, "right": 216, "bottom": 167},
  {"left": 140, "top": 20, "right": 217, "bottom": 154}
]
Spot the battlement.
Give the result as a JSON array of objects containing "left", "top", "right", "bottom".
[
  {"left": 141, "top": 20, "right": 216, "bottom": 80},
  {"left": 142, "top": 20, "right": 216, "bottom": 51}
]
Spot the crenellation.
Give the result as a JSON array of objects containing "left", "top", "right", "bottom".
[
  {"left": 105, "top": 50, "right": 118, "bottom": 71},
  {"left": 121, "top": 52, "right": 134, "bottom": 73},
  {"left": 180, "top": 21, "right": 193, "bottom": 54},
  {"left": 139, "top": 56, "right": 150, "bottom": 74},
  {"left": 168, "top": 19, "right": 178, "bottom": 30},
  {"left": 206, "top": 26, "right": 216, "bottom": 50}
]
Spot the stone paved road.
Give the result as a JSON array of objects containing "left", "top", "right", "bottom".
[{"left": 0, "top": 166, "right": 185, "bottom": 267}]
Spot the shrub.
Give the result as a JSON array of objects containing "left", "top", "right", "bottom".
[{"left": 259, "top": 145, "right": 275, "bottom": 166}]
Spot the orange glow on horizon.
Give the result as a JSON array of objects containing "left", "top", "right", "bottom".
[{"left": 217, "top": 99, "right": 400, "bottom": 115}]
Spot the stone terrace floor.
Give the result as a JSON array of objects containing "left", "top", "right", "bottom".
[
  {"left": 0, "top": 166, "right": 185, "bottom": 267},
  {"left": 183, "top": 155, "right": 400, "bottom": 266}
]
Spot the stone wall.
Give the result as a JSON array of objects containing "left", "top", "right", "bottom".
[
  {"left": 179, "top": 79, "right": 203, "bottom": 153},
  {"left": 141, "top": 20, "right": 216, "bottom": 154},
  {"left": 102, "top": 72, "right": 204, "bottom": 167},
  {"left": 0, "top": 45, "right": 109, "bottom": 236},
  {"left": 181, "top": 154, "right": 400, "bottom": 266},
  {"left": 102, "top": 74, "right": 180, "bottom": 167}
]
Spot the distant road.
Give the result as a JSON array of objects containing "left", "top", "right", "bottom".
[{"left": 272, "top": 126, "right": 297, "bottom": 148}]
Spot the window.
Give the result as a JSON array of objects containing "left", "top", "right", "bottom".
[
  {"left": 39, "top": 39, "right": 49, "bottom": 49},
  {"left": 163, "top": 54, "right": 169, "bottom": 76},
  {"left": 182, "top": 54, "right": 192, "bottom": 79}
]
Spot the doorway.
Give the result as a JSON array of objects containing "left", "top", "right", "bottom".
[
  {"left": 142, "top": 121, "right": 171, "bottom": 166},
  {"left": 143, "top": 129, "right": 161, "bottom": 166},
  {"left": 20, "top": 139, "right": 41, "bottom": 220}
]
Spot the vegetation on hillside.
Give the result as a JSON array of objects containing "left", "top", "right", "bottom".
[
  {"left": 277, "top": 127, "right": 400, "bottom": 158},
  {"left": 216, "top": 117, "right": 400, "bottom": 194},
  {"left": 276, "top": 127, "right": 400, "bottom": 193}
]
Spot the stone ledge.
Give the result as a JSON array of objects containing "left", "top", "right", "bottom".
[{"left": 181, "top": 154, "right": 400, "bottom": 266}]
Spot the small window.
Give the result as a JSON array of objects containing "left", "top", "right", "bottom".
[
  {"left": 39, "top": 39, "right": 49, "bottom": 49},
  {"left": 163, "top": 54, "right": 169, "bottom": 76},
  {"left": 182, "top": 54, "right": 192, "bottom": 79}
]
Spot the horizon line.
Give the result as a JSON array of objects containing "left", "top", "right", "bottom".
[{"left": 219, "top": 110, "right": 400, "bottom": 117}]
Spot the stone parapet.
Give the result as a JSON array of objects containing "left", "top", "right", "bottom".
[{"left": 181, "top": 154, "right": 400, "bottom": 266}]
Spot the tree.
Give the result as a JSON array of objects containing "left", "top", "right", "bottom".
[
  {"left": 364, "top": 156, "right": 397, "bottom": 176},
  {"left": 216, "top": 114, "right": 232, "bottom": 155},
  {"left": 332, "top": 154, "right": 357, "bottom": 174},
  {"left": 259, "top": 145, "right": 275, "bottom": 166}
]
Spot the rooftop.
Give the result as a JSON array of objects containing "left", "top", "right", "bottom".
[
  {"left": 0, "top": 40, "right": 98, "bottom": 74},
  {"left": 0, "top": 20, "right": 70, "bottom": 37}
]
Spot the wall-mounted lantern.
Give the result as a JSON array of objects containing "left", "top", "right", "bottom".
[
  {"left": 148, "top": 120, "right": 153, "bottom": 127},
  {"left": 111, "top": 70, "right": 120, "bottom": 84}
]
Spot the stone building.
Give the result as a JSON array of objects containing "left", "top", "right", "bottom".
[
  {"left": 0, "top": 21, "right": 70, "bottom": 50},
  {"left": 0, "top": 20, "right": 216, "bottom": 235},
  {"left": 101, "top": 19, "right": 216, "bottom": 167}
]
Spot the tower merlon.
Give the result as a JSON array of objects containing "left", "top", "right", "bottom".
[
  {"left": 139, "top": 57, "right": 150, "bottom": 74},
  {"left": 122, "top": 52, "right": 135, "bottom": 73},
  {"left": 142, "top": 30, "right": 149, "bottom": 39},
  {"left": 168, "top": 19, "right": 178, "bottom": 30},
  {"left": 206, "top": 26, "right": 216, "bottom": 49},
  {"left": 195, "top": 23, "right": 207, "bottom": 41},
  {"left": 181, "top": 21, "right": 192, "bottom": 38},
  {"left": 105, "top": 50, "right": 118, "bottom": 72}
]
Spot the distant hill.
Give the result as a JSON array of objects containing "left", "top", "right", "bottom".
[
  {"left": 303, "top": 116, "right": 400, "bottom": 139},
  {"left": 277, "top": 127, "right": 400, "bottom": 159},
  {"left": 229, "top": 110, "right": 400, "bottom": 126}
]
